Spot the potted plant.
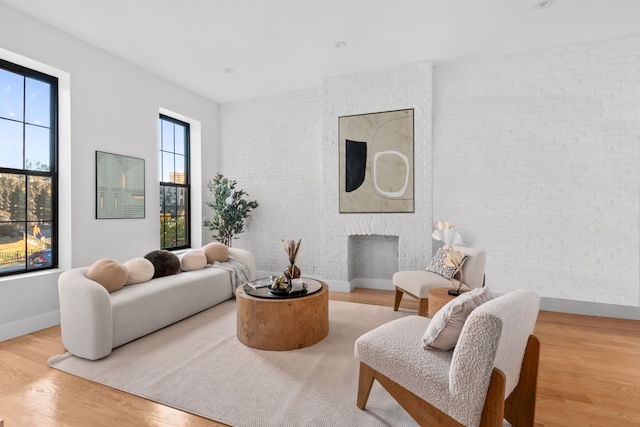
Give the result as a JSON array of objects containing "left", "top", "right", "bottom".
[{"left": 203, "top": 173, "right": 258, "bottom": 247}]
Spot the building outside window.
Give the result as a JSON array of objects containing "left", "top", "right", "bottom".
[
  {"left": 0, "top": 58, "right": 58, "bottom": 276},
  {"left": 159, "top": 114, "right": 190, "bottom": 250}
]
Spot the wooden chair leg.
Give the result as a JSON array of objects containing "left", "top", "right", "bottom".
[
  {"left": 357, "top": 362, "right": 375, "bottom": 409},
  {"left": 393, "top": 287, "right": 403, "bottom": 311},
  {"left": 418, "top": 298, "right": 429, "bottom": 317},
  {"left": 504, "top": 335, "right": 540, "bottom": 427}
]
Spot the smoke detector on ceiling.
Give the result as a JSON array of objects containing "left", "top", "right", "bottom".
[{"left": 536, "top": 0, "right": 554, "bottom": 9}]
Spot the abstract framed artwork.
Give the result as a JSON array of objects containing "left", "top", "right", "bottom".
[
  {"left": 339, "top": 108, "right": 414, "bottom": 213},
  {"left": 96, "top": 151, "right": 145, "bottom": 219}
]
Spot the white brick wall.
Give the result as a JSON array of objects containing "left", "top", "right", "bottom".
[
  {"left": 433, "top": 36, "right": 640, "bottom": 306},
  {"left": 218, "top": 88, "right": 322, "bottom": 276},
  {"left": 320, "top": 61, "right": 433, "bottom": 286}
]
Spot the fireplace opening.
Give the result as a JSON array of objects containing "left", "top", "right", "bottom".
[{"left": 347, "top": 235, "right": 398, "bottom": 290}]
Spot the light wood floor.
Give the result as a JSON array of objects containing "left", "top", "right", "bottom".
[{"left": 1, "top": 289, "right": 639, "bottom": 426}]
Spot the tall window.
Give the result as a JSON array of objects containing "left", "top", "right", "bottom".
[
  {"left": 159, "top": 115, "right": 190, "bottom": 250},
  {"left": 0, "top": 59, "right": 57, "bottom": 276}
]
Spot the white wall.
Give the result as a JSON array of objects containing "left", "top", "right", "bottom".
[
  {"left": 433, "top": 36, "right": 640, "bottom": 311},
  {"left": 219, "top": 89, "right": 322, "bottom": 277},
  {"left": 0, "top": 3, "right": 220, "bottom": 340}
]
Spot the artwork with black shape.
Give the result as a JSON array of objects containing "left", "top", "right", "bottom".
[
  {"left": 338, "top": 109, "right": 414, "bottom": 213},
  {"left": 345, "top": 139, "right": 367, "bottom": 192}
]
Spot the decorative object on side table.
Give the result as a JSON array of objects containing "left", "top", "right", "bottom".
[
  {"left": 282, "top": 239, "right": 302, "bottom": 280},
  {"left": 431, "top": 220, "right": 463, "bottom": 247},
  {"left": 203, "top": 173, "right": 259, "bottom": 247},
  {"left": 444, "top": 247, "right": 466, "bottom": 296},
  {"left": 432, "top": 220, "right": 466, "bottom": 296}
]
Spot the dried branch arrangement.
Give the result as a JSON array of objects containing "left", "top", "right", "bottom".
[{"left": 282, "top": 239, "right": 302, "bottom": 264}]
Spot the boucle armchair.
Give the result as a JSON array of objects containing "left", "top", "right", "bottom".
[
  {"left": 393, "top": 245, "right": 486, "bottom": 317},
  {"left": 355, "top": 289, "right": 540, "bottom": 427}
]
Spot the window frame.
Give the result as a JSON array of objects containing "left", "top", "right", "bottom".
[
  {"left": 159, "top": 114, "right": 191, "bottom": 250},
  {"left": 0, "top": 58, "right": 58, "bottom": 277}
]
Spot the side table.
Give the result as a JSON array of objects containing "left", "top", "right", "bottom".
[{"left": 428, "top": 288, "right": 456, "bottom": 318}]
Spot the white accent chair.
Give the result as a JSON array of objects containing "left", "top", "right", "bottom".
[
  {"left": 355, "top": 289, "right": 540, "bottom": 427},
  {"left": 393, "top": 246, "right": 487, "bottom": 317}
]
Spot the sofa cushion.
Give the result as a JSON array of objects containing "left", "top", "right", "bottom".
[
  {"left": 422, "top": 286, "right": 493, "bottom": 351},
  {"left": 180, "top": 250, "right": 208, "bottom": 271},
  {"left": 426, "top": 247, "right": 467, "bottom": 280},
  {"left": 123, "top": 257, "right": 155, "bottom": 285},
  {"left": 203, "top": 242, "right": 229, "bottom": 263},
  {"left": 86, "top": 259, "right": 128, "bottom": 292},
  {"left": 144, "top": 250, "right": 181, "bottom": 278}
]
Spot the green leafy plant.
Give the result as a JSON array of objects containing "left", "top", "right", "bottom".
[{"left": 203, "top": 173, "right": 258, "bottom": 247}]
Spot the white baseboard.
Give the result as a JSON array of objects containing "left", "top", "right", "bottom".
[
  {"left": 0, "top": 310, "right": 60, "bottom": 342},
  {"left": 349, "top": 277, "right": 394, "bottom": 291},
  {"left": 323, "top": 279, "right": 352, "bottom": 293},
  {"left": 539, "top": 296, "right": 640, "bottom": 320}
]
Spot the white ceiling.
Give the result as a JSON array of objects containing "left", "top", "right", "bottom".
[{"left": 2, "top": 0, "right": 639, "bottom": 104}]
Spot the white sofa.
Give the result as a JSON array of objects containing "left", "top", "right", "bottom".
[{"left": 58, "top": 248, "right": 256, "bottom": 360}]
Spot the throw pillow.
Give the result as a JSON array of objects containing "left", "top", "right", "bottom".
[
  {"left": 180, "top": 250, "right": 208, "bottom": 271},
  {"left": 86, "top": 259, "right": 128, "bottom": 293},
  {"left": 202, "top": 242, "right": 229, "bottom": 263},
  {"left": 425, "top": 247, "right": 468, "bottom": 280},
  {"left": 422, "top": 286, "right": 493, "bottom": 351},
  {"left": 123, "top": 257, "right": 155, "bottom": 285},
  {"left": 144, "top": 250, "right": 181, "bottom": 278}
]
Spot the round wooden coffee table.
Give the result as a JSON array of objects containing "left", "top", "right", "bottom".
[{"left": 236, "top": 278, "right": 329, "bottom": 351}]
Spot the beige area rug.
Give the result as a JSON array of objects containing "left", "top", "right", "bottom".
[{"left": 49, "top": 299, "right": 420, "bottom": 427}]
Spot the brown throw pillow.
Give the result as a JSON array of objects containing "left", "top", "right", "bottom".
[
  {"left": 86, "top": 259, "right": 128, "bottom": 293},
  {"left": 144, "top": 250, "right": 181, "bottom": 278},
  {"left": 422, "top": 286, "right": 493, "bottom": 351}
]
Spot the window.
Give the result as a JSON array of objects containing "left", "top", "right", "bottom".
[
  {"left": 0, "top": 59, "right": 57, "bottom": 276},
  {"left": 159, "top": 114, "right": 190, "bottom": 250}
]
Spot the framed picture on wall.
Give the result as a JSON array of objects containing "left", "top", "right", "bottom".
[
  {"left": 96, "top": 151, "right": 145, "bottom": 219},
  {"left": 339, "top": 108, "right": 414, "bottom": 213}
]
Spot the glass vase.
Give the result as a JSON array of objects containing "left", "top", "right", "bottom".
[{"left": 284, "top": 263, "right": 301, "bottom": 281}]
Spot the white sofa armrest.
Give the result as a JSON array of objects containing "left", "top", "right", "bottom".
[
  {"left": 229, "top": 247, "right": 256, "bottom": 282},
  {"left": 58, "top": 268, "right": 114, "bottom": 360}
]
